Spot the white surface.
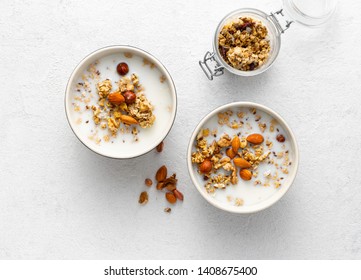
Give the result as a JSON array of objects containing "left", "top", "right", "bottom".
[{"left": 0, "top": 0, "right": 360, "bottom": 260}]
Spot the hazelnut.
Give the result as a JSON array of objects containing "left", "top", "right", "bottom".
[
  {"left": 145, "top": 178, "right": 152, "bottom": 187},
  {"left": 199, "top": 159, "right": 212, "bottom": 174},
  {"left": 123, "top": 91, "right": 136, "bottom": 104},
  {"left": 116, "top": 62, "right": 129, "bottom": 76},
  {"left": 276, "top": 134, "right": 286, "bottom": 143}
]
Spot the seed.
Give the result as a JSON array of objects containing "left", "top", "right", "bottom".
[
  {"left": 116, "top": 62, "right": 129, "bottom": 76},
  {"left": 165, "top": 192, "right": 177, "bottom": 204},
  {"left": 138, "top": 191, "right": 148, "bottom": 205},
  {"left": 276, "top": 134, "right": 286, "bottom": 143},
  {"left": 164, "top": 207, "right": 171, "bottom": 213},
  {"left": 156, "top": 141, "right": 164, "bottom": 152},
  {"left": 173, "top": 189, "right": 184, "bottom": 201},
  {"left": 145, "top": 178, "right": 152, "bottom": 187}
]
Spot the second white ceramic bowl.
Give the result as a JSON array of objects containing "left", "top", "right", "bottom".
[{"left": 187, "top": 102, "right": 299, "bottom": 214}]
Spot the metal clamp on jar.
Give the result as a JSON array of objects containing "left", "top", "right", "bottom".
[{"left": 199, "top": 0, "right": 337, "bottom": 80}]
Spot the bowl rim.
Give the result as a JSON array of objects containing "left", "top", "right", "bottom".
[
  {"left": 212, "top": 8, "right": 282, "bottom": 77},
  {"left": 65, "top": 45, "right": 177, "bottom": 159},
  {"left": 187, "top": 101, "right": 299, "bottom": 214}
]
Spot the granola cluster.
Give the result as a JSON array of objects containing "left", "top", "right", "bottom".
[
  {"left": 218, "top": 17, "right": 270, "bottom": 71},
  {"left": 191, "top": 108, "right": 292, "bottom": 206},
  {"left": 92, "top": 75, "right": 155, "bottom": 139},
  {"left": 74, "top": 60, "right": 156, "bottom": 144},
  {"left": 192, "top": 131, "right": 270, "bottom": 194}
]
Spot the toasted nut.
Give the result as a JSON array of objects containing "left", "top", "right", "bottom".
[
  {"left": 234, "top": 158, "right": 252, "bottom": 169},
  {"left": 155, "top": 165, "right": 167, "bottom": 182},
  {"left": 156, "top": 141, "right": 164, "bottom": 152},
  {"left": 156, "top": 182, "right": 164, "bottom": 190},
  {"left": 231, "top": 136, "right": 240, "bottom": 152},
  {"left": 240, "top": 169, "right": 252, "bottom": 181},
  {"left": 119, "top": 115, "right": 138, "bottom": 125},
  {"left": 276, "top": 134, "right": 286, "bottom": 143},
  {"left": 145, "top": 178, "right": 152, "bottom": 187},
  {"left": 240, "top": 137, "right": 248, "bottom": 148},
  {"left": 226, "top": 148, "right": 237, "bottom": 159},
  {"left": 166, "top": 184, "right": 176, "bottom": 191},
  {"left": 173, "top": 189, "right": 184, "bottom": 201},
  {"left": 163, "top": 174, "right": 177, "bottom": 191},
  {"left": 138, "top": 191, "right": 148, "bottom": 205},
  {"left": 246, "top": 133, "right": 264, "bottom": 145},
  {"left": 116, "top": 62, "right": 129, "bottom": 76},
  {"left": 165, "top": 192, "right": 177, "bottom": 204},
  {"left": 123, "top": 90, "right": 136, "bottom": 104},
  {"left": 164, "top": 207, "right": 172, "bottom": 213},
  {"left": 199, "top": 159, "right": 212, "bottom": 173},
  {"left": 108, "top": 92, "right": 125, "bottom": 105}
]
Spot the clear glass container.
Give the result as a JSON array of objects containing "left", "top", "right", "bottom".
[{"left": 199, "top": 0, "right": 337, "bottom": 80}]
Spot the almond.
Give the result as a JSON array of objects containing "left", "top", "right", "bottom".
[
  {"left": 226, "top": 148, "right": 236, "bottom": 159},
  {"left": 138, "top": 191, "right": 149, "bottom": 205},
  {"left": 246, "top": 133, "right": 264, "bottom": 145},
  {"left": 231, "top": 136, "right": 240, "bottom": 152},
  {"left": 240, "top": 169, "right": 252, "bottom": 181},
  {"left": 165, "top": 192, "right": 177, "bottom": 204},
  {"left": 234, "top": 158, "right": 252, "bottom": 169},
  {"left": 173, "top": 189, "right": 184, "bottom": 201},
  {"left": 108, "top": 92, "right": 125, "bottom": 105},
  {"left": 120, "top": 115, "right": 138, "bottom": 125},
  {"left": 199, "top": 159, "right": 212, "bottom": 173},
  {"left": 155, "top": 165, "right": 167, "bottom": 182},
  {"left": 156, "top": 141, "right": 164, "bottom": 152}
]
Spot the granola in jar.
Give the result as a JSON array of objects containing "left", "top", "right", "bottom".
[{"left": 218, "top": 17, "right": 271, "bottom": 71}]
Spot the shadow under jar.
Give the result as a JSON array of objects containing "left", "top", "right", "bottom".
[{"left": 199, "top": 0, "right": 337, "bottom": 80}]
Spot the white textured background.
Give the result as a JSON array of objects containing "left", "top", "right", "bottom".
[{"left": 1, "top": 0, "right": 361, "bottom": 259}]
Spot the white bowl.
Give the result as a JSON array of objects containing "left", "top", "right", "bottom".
[
  {"left": 65, "top": 45, "right": 177, "bottom": 159},
  {"left": 187, "top": 102, "right": 299, "bottom": 214}
]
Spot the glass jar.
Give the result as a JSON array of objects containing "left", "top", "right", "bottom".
[{"left": 199, "top": 0, "right": 337, "bottom": 80}]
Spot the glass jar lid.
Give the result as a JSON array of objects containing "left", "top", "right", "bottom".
[{"left": 283, "top": 0, "right": 337, "bottom": 26}]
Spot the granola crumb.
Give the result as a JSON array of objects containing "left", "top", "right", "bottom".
[
  {"left": 160, "top": 75, "right": 166, "bottom": 83},
  {"left": 235, "top": 198, "right": 244, "bottom": 206}
]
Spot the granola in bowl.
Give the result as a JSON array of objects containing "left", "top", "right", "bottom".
[
  {"left": 65, "top": 46, "right": 177, "bottom": 159},
  {"left": 187, "top": 102, "right": 299, "bottom": 213}
]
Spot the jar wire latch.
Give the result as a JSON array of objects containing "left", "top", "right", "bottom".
[
  {"left": 199, "top": 51, "right": 224, "bottom": 80},
  {"left": 269, "top": 9, "right": 294, "bottom": 34}
]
